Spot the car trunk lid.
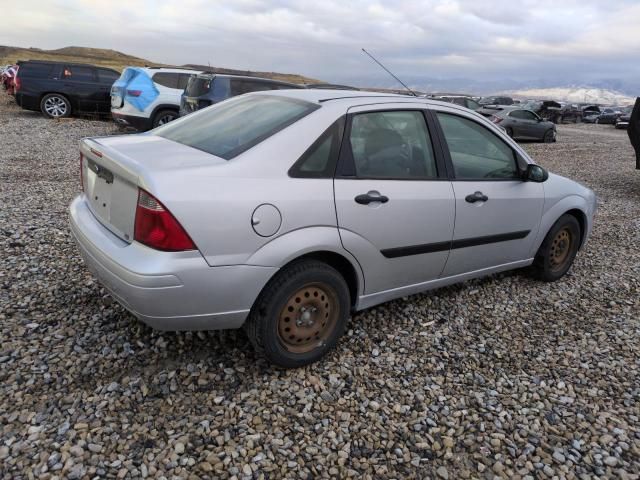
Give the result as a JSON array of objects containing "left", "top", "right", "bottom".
[{"left": 80, "top": 134, "right": 226, "bottom": 242}]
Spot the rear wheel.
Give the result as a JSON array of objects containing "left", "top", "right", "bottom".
[
  {"left": 40, "top": 93, "right": 71, "bottom": 118},
  {"left": 152, "top": 109, "right": 178, "bottom": 128},
  {"left": 543, "top": 129, "right": 555, "bottom": 143},
  {"left": 506, "top": 127, "right": 514, "bottom": 138},
  {"left": 244, "top": 260, "right": 350, "bottom": 368},
  {"left": 532, "top": 214, "right": 581, "bottom": 282}
]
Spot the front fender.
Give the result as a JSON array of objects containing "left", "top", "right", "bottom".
[
  {"left": 530, "top": 194, "right": 591, "bottom": 257},
  {"left": 245, "top": 226, "right": 365, "bottom": 296}
]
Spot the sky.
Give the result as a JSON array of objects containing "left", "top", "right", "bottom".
[{"left": 3, "top": 0, "right": 640, "bottom": 92}]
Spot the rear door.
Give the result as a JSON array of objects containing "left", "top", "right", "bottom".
[
  {"left": 62, "top": 65, "right": 100, "bottom": 112},
  {"left": 433, "top": 110, "right": 544, "bottom": 277},
  {"left": 96, "top": 68, "right": 120, "bottom": 112},
  {"left": 334, "top": 105, "right": 455, "bottom": 295}
]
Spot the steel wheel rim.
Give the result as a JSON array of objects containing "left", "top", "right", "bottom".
[
  {"left": 550, "top": 228, "right": 573, "bottom": 272},
  {"left": 158, "top": 114, "right": 174, "bottom": 125},
  {"left": 277, "top": 283, "right": 339, "bottom": 354},
  {"left": 44, "top": 97, "right": 67, "bottom": 117}
]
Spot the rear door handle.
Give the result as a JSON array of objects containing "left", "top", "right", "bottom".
[
  {"left": 355, "top": 192, "right": 389, "bottom": 205},
  {"left": 465, "top": 191, "right": 488, "bottom": 203}
]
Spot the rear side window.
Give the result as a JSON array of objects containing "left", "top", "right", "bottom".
[
  {"left": 19, "top": 63, "right": 53, "bottom": 78},
  {"left": 289, "top": 118, "right": 345, "bottom": 178},
  {"left": 177, "top": 74, "right": 192, "bottom": 90},
  {"left": 154, "top": 95, "right": 319, "bottom": 160},
  {"left": 437, "top": 113, "right": 518, "bottom": 180},
  {"left": 97, "top": 69, "right": 119, "bottom": 84},
  {"left": 152, "top": 72, "right": 180, "bottom": 89},
  {"left": 64, "top": 66, "right": 96, "bottom": 82},
  {"left": 230, "top": 79, "right": 280, "bottom": 96},
  {"left": 185, "top": 76, "right": 213, "bottom": 96},
  {"left": 348, "top": 110, "right": 438, "bottom": 179}
]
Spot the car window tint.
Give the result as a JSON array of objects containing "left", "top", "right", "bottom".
[
  {"left": 290, "top": 118, "right": 343, "bottom": 177},
  {"left": 154, "top": 95, "right": 319, "bottom": 160},
  {"left": 177, "top": 73, "right": 192, "bottom": 90},
  {"left": 64, "top": 66, "right": 95, "bottom": 82},
  {"left": 509, "top": 110, "right": 525, "bottom": 119},
  {"left": 437, "top": 113, "right": 518, "bottom": 180},
  {"left": 466, "top": 99, "right": 480, "bottom": 110},
  {"left": 97, "top": 69, "right": 120, "bottom": 84},
  {"left": 19, "top": 63, "right": 53, "bottom": 78},
  {"left": 152, "top": 72, "right": 180, "bottom": 89},
  {"left": 519, "top": 110, "right": 537, "bottom": 120},
  {"left": 349, "top": 110, "right": 437, "bottom": 179},
  {"left": 230, "top": 79, "right": 278, "bottom": 96}
]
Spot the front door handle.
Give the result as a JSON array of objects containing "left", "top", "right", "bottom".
[
  {"left": 465, "top": 191, "right": 488, "bottom": 203},
  {"left": 355, "top": 192, "right": 389, "bottom": 205}
]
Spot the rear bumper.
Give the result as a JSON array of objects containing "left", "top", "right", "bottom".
[
  {"left": 69, "top": 195, "right": 277, "bottom": 330},
  {"left": 111, "top": 111, "right": 152, "bottom": 131}
]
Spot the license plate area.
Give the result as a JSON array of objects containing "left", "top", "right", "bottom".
[{"left": 86, "top": 159, "right": 114, "bottom": 221}]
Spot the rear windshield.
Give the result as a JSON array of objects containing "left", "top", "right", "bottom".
[
  {"left": 154, "top": 94, "right": 319, "bottom": 159},
  {"left": 185, "top": 75, "right": 213, "bottom": 97}
]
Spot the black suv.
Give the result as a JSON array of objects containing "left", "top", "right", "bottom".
[
  {"left": 180, "top": 74, "right": 303, "bottom": 116},
  {"left": 15, "top": 60, "right": 120, "bottom": 118}
]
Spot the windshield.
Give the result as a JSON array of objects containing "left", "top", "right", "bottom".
[{"left": 154, "top": 94, "right": 319, "bottom": 160}]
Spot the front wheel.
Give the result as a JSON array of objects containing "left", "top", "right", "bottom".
[
  {"left": 532, "top": 214, "right": 581, "bottom": 282},
  {"left": 152, "top": 109, "right": 178, "bottom": 128},
  {"left": 244, "top": 260, "right": 350, "bottom": 368},
  {"left": 40, "top": 93, "right": 71, "bottom": 118},
  {"left": 543, "top": 129, "right": 555, "bottom": 143}
]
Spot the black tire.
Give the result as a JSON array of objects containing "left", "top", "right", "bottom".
[
  {"left": 532, "top": 214, "right": 581, "bottom": 282},
  {"left": 152, "top": 109, "right": 178, "bottom": 128},
  {"left": 543, "top": 129, "right": 555, "bottom": 143},
  {"left": 244, "top": 260, "right": 350, "bottom": 368},
  {"left": 40, "top": 93, "right": 71, "bottom": 119},
  {"left": 506, "top": 127, "right": 514, "bottom": 138}
]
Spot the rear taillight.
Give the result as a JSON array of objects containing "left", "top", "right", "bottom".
[
  {"left": 491, "top": 115, "right": 503, "bottom": 124},
  {"left": 126, "top": 90, "right": 142, "bottom": 97},
  {"left": 134, "top": 189, "right": 196, "bottom": 252},
  {"left": 80, "top": 154, "right": 84, "bottom": 191},
  {"left": 14, "top": 77, "right": 21, "bottom": 92}
]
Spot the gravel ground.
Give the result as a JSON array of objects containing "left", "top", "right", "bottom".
[{"left": 1, "top": 93, "right": 639, "bottom": 480}]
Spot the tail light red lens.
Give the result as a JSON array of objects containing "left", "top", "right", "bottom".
[
  {"left": 134, "top": 189, "right": 196, "bottom": 252},
  {"left": 14, "top": 77, "right": 21, "bottom": 92},
  {"left": 126, "top": 90, "right": 142, "bottom": 97},
  {"left": 491, "top": 115, "right": 503, "bottom": 124},
  {"left": 80, "top": 153, "right": 84, "bottom": 191}
]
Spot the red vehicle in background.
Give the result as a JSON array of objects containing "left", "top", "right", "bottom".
[{"left": 1, "top": 65, "right": 19, "bottom": 95}]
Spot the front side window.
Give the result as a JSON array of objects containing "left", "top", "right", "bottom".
[
  {"left": 154, "top": 95, "right": 319, "bottom": 160},
  {"left": 437, "top": 113, "right": 519, "bottom": 180},
  {"left": 348, "top": 110, "right": 437, "bottom": 179}
]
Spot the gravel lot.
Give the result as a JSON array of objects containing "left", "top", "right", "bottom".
[{"left": 1, "top": 93, "right": 639, "bottom": 480}]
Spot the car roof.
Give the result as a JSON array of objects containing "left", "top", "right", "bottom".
[
  {"left": 138, "top": 66, "right": 201, "bottom": 74},
  {"left": 253, "top": 88, "right": 418, "bottom": 105},
  {"left": 17, "top": 59, "right": 117, "bottom": 71},
  {"left": 194, "top": 72, "right": 300, "bottom": 85}
]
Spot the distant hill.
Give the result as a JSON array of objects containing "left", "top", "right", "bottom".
[
  {"left": 0, "top": 45, "right": 320, "bottom": 84},
  {"left": 0, "top": 45, "right": 154, "bottom": 71},
  {"left": 509, "top": 87, "right": 635, "bottom": 105}
]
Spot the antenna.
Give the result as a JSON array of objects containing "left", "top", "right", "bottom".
[{"left": 362, "top": 48, "right": 417, "bottom": 97}]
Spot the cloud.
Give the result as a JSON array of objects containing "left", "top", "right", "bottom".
[{"left": 2, "top": 0, "right": 640, "bottom": 90}]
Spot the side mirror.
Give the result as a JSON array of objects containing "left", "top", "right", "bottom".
[{"left": 523, "top": 164, "right": 548, "bottom": 182}]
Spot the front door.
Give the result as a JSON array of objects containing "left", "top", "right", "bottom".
[
  {"left": 334, "top": 107, "right": 455, "bottom": 295},
  {"left": 434, "top": 111, "right": 544, "bottom": 277}
]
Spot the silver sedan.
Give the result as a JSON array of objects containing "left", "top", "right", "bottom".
[{"left": 69, "top": 90, "right": 596, "bottom": 367}]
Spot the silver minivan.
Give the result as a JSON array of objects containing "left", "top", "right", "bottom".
[{"left": 70, "top": 90, "right": 596, "bottom": 367}]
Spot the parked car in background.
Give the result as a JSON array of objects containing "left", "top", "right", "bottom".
[
  {"left": 614, "top": 107, "right": 632, "bottom": 129},
  {"left": 69, "top": 90, "right": 595, "bottom": 367},
  {"left": 180, "top": 73, "right": 303, "bottom": 116},
  {"left": 558, "top": 103, "right": 584, "bottom": 123},
  {"left": 14, "top": 61, "right": 119, "bottom": 118},
  {"left": 520, "top": 100, "right": 562, "bottom": 123},
  {"left": 479, "top": 96, "right": 514, "bottom": 106},
  {"left": 595, "top": 108, "right": 623, "bottom": 125},
  {"left": 1, "top": 64, "right": 18, "bottom": 95},
  {"left": 111, "top": 66, "right": 201, "bottom": 130},
  {"left": 487, "top": 106, "right": 557, "bottom": 142},
  {"left": 429, "top": 95, "right": 481, "bottom": 111}
]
